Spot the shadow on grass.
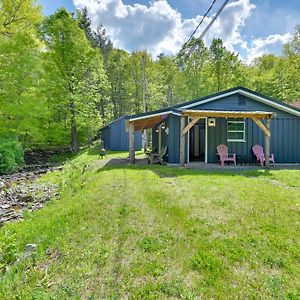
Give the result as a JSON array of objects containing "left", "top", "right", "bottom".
[
  {"left": 86, "top": 146, "right": 145, "bottom": 159},
  {"left": 95, "top": 158, "right": 277, "bottom": 179}
]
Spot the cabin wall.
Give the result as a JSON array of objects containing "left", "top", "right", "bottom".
[
  {"left": 151, "top": 115, "right": 183, "bottom": 163},
  {"left": 206, "top": 117, "right": 300, "bottom": 163},
  {"left": 192, "top": 94, "right": 300, "bottom": 163},
  {"left": 100, "top": 117, "right": 142, "bottom": 151},
  {"left": 100, "top": 127, "right": 111, "bottom": 149},
  {"left": 165, "top": 115, "right": 181, "bottom": 163},
  {"left": 145, "top": 93, "right": 300, "bottom": 164}
]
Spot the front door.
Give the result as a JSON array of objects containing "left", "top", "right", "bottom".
[{"left": 189, "top": 119, "right": 206, "bottom": 162}]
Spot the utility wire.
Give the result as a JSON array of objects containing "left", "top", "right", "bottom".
[
  {"left": 147, "top": 0, "right": 220, "bottom": 101},
  {"left": 197, "top": 0, "right": 230, "bottom": 42},
  {"left": 182, "top": 0, "right": 218, "bottom": 49},
  {"left": 151, "top": 0, "right": 231, "bottom": 101},
  {"left": 185, "top": 0, "right": 231, "bottom": 58}
]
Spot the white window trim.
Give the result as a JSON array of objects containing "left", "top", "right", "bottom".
[{"left": 227, "top": 120, "right": 246, "bottom": 142}]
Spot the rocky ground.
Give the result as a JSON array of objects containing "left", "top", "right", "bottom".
[{"left": 0, "top": 160, "right": 64, "bottom": 227}]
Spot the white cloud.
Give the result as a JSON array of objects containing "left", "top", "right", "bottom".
[
  {"left": 243, "top": 33, "right": 292, "bottom": 64},
  {"left": 201, "top": 0, "right": 255, "bottom": 51},
  {"left": 72, "top": 0, "right": 291, "bottom": 63}
]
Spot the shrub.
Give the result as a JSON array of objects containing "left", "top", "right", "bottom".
[{"left": 0, "top": 138, "right": 24, "bottom": 174}]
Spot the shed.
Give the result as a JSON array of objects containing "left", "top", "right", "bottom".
[
  {"left": 100, "top": 115, "right": 142, "bottom": 151},
  {"left": 126, "top": 87, "right": 300, "bottom": 166}
]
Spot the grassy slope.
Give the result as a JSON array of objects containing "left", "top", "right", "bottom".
[{"left": 0, "top": 147, "right": 299, "bottom": 299}]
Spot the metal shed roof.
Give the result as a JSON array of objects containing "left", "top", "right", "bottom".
[{"left": 126, "top": 86, "right": 300, "bottom": 122}]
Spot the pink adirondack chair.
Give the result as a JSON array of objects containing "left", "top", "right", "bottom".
[
  {"left": 252, "top": 144, "right": 275, "bottom": 167},
  {"left": 216, "top": 144, "right": 236, "bottom": 167}
]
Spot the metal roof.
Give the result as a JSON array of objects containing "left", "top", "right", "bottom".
[{"left": 126, "top": 86, "right": 300, "bottom": 122}]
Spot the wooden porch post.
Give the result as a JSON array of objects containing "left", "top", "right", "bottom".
[
  {"left": 158, "top": 124, "right": 162, "bottom": 153},
  {"left": 129, "top": 121, "right": 135, "bottom": 164},
  {"left": 265, "top": 118, "right": 270, "bottom": 168},
  {"left": 180, "top": 116, "right": 185, "bottom": 167}
]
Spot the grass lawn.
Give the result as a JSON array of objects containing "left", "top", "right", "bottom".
[{"left": 0, "top": 147, "right": 299, "bottom": 299}]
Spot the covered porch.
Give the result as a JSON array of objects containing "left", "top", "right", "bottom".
[
  {"left": 127, "top": 109, "right": 275, "bottom": 168},
  {"left": 127, "top": 111, "right": 172, "bottom": 163},
  {"left": 180, "top": 110, "right": 274, "bottom": 167}
]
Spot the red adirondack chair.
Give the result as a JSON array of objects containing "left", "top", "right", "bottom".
[
  {"left": 252, "top": 144, "right": 275, "bottom": 167},
  {"left": 216, "top": 144, "right": 236, "bottom": 167}
]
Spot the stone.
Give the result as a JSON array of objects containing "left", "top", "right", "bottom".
[{"left": 25, "top": 244, "right": 37, "bottom": 253}]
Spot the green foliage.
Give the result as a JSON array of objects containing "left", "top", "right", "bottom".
[
  {"left": 0, "top": 137, "right": 24, "bottom": 174},
  {"left": 40, "top": 8, "right": 109, "bottom": 152},
  {"left": 0, "top": 230, "right": 18, "bottom": 266}
]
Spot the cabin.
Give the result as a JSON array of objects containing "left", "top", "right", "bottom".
[
  {"left": 100, "top": 115, "right": 142, "bottom": 151},
  {"left": 126, "top": 87, "right": 300, "bottom": 166}
]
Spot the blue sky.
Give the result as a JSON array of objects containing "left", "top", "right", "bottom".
[{"left": 38, "top": 0, "right": 300, "bottom": 63}]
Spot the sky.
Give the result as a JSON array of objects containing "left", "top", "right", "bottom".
[{"left": 38, "top": 0, "right": 300, "bottom": 63}]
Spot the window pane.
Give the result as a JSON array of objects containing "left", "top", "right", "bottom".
[
  {"left": 228, "top": 122, "right": 244, "bottom": 131},
  {"left": 228, "top": 132, "right": 244, "bottom": 140}
]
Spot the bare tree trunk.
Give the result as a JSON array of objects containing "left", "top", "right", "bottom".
[
  {"left": 167, "top": 84, "right": 173, "bottom": 106},
  {"left": 141, "top": 54, "right": 148, "bottom": 151}
]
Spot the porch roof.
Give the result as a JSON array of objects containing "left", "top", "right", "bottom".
[
  {"left": 181, "top": 109, "right": 275, "bottom": 119},
  {"left": 128, "top": 113, "right": 170, "bottom": 131}
]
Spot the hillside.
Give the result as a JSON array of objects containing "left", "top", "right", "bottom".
[{"left": 0, "top": 148, "right": 299, "bottom": 299}]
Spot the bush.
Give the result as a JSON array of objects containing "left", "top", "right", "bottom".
[{"left": 0, "top": 138, "right": 24, "bottom": 174}]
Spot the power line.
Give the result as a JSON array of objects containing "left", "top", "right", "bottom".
[
  {"left": 183, "top": 0, "right": 218, "bottom": 49},
  {"left": 198, "top": 0, "right": 231, "bottom": 42},
  {"left": 186, "top": 0, "right": 231, "bottom": 58},
  {"left": 151, "top": 0, "right": 231, "bottom": 101}
]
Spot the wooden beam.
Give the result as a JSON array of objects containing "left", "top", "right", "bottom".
[
  {"left": 129, "top": 122, "right": 135, "bottom": 164},
  {"left": 158, "top": 124, "right": 162, "bottom": 153},
  {"left": 180, "top": 116, "right": 185, "bottom": 167},
  {"left": 182, "top": 110, "right": 273, "bottom": 119},
  {"left": 132, "top": 115, "right": 166, "bottom": 131},
  {"left": 252, "top": 117, "right": 271, "bottom": 138},
  {"left": 265, "top": 118, "right": 271, "bottom": 168},
  {"left": 181, "top": 116, "right": 201, "bottom": 136}
]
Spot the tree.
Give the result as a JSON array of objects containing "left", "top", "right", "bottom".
[
  {"left": 0, "top": 0, "right": 41, "bottom": 36},
  {"left": 282, "top": 25, "right": 300, "bottom": 101},
  {"left": 40, "top": 8, "right": 108, "bottom": 152},
  {"left": 209, "top": 38, "right": 244, "bottom": 92},
  {"left": 0, "top": 0, "right": 43, "bottom": 147},
  {"left": 77, "top": 7, "right": 113, "bottom": 64},
  {"left": 176, "top": 38, "right": 209, "bottom": 99}
]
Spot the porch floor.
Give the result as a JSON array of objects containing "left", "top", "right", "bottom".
[{"left": 169, "top": 162, "right": 300, "bottom": 171}]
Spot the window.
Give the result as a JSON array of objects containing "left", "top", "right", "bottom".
[{"left": 227, "top": 121, "right": 245, "bottom": 142}]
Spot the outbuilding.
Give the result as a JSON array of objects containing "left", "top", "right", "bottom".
[
  {"left": 100, "top": 115, "right": 142, "bottom": 151},
  {"left": 126, "top": 86, "right": 300, "bottom": 166}
]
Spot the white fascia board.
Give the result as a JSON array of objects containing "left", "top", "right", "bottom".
[
  {"left": 181, "top": 89, "right": 300, "bottom": 118},
  {"left": 182, "top": 90, "right": 237, "bottom": 109},
  {"left": 239, "top": 90, "right": 300, "bottom": 118},
  {"left": 128, "top": 111, "right": 172, "bottom": 122}
]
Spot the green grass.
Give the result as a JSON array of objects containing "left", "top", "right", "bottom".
[{"left": 0, "top": 147, "right": 299, "bottom": 299}]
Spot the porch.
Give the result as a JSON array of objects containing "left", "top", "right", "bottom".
[{"left": 127, "top": 109, "right": 275, "bottom": 167}]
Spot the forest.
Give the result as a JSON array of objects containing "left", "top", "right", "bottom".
[{"left": 0, "top": 0, "right": 300, "bottom": 173}]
